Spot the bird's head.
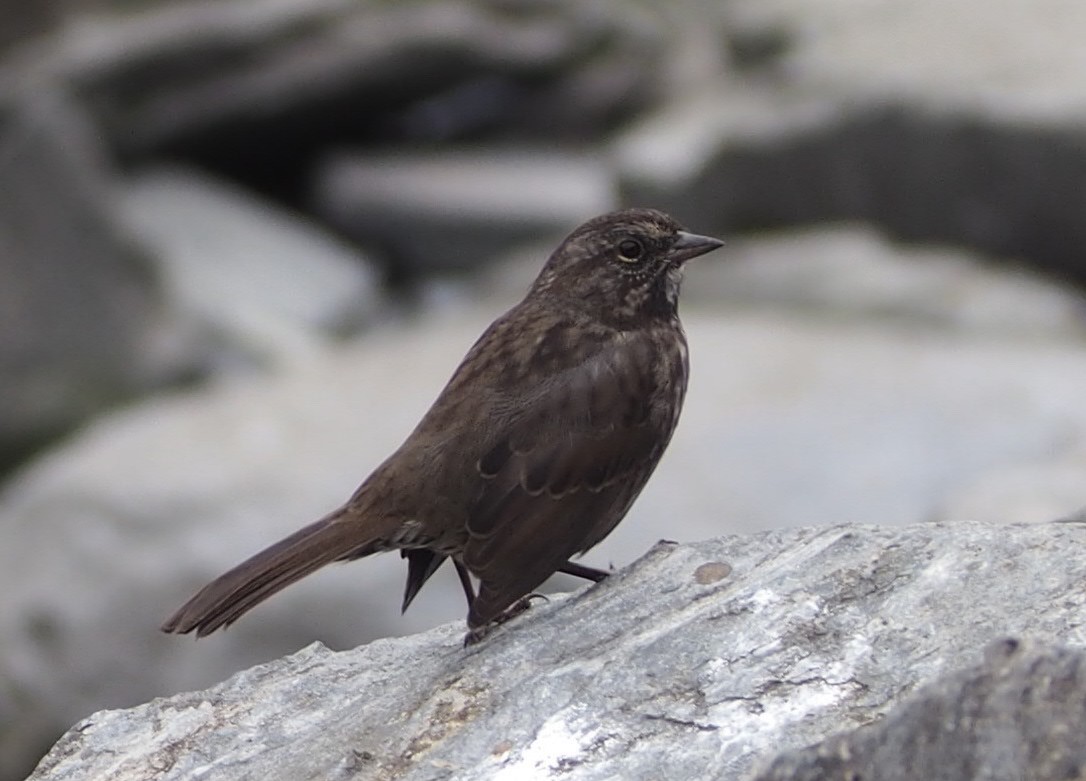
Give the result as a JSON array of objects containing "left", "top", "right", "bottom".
[{"left": 531, "top": 208, "right": 724, "bottom": 323}]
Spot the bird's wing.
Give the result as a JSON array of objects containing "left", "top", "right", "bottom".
[{"left": 462, "top": 328, "right": 676, "bottom": 624}]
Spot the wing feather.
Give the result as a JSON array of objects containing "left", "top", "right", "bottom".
[{"left": 462, "top": 329, "right": 676, "bottom": 624}]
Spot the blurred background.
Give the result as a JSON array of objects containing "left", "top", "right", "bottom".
[{"left": 5, "top": 0, "right": 1086, "bottom": 777}]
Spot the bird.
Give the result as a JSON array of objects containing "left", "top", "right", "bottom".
[{"left": 161, "top": 208, "right": 724, "bottom": 645}]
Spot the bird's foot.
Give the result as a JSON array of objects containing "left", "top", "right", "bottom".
[{"left": 462, "top": 593, "right": 549, "bottom": 646}]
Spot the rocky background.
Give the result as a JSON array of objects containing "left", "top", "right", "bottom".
[{"left": 4, "top": 0, "right": 1086, "bottom": 779}]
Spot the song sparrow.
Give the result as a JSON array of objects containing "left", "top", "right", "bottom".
[{"left": 162, "top": 208, "right": 723, "bottom": 645}]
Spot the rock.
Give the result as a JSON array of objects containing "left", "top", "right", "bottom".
[
  {"left": 25, "top": 521, "right": 1086, "bottom": 780},
  {"left": 118, "top": 165, "right": 383, "bottom": 368},
  {"left": 934, "top": 446, "right": 1086, "bottom": 525},
  {"left": 0, "top": 2, "right": 57, "bottom": 52},
  {"left": 752, "top": 638, "right": 1086, "bottom": 781},
  {"left": 0, "top": 90, "right": 183, "bottom": 469},
  {"left": 7, "top": 296, "right": 1086, "bottom": 778},
  {"left": 21, "top": 0, "right": 669, "bottom": 156},
  {"left": 312, "top": 149, "right": 615, "bottom": 277},
  {"left": 615, "top": 0, "right": 1086, "bottom": 286},
  {"left": 686, "top": 225, "right": 1086, "bottom": 336}
]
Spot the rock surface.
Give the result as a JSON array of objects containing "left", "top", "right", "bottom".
[
  {"left": 26, "top": 521, "right": 1086, "bottom": 780},
  {"left": 21, "top": 0, "right": 672, "bottom": 156},
  {"left": 753, "top": 638, "right": 1086, "bottom": 781},
  {"left": 313, "top": 149, "right": 616, "bottom": 276},
  {"left": 617, "top": 0, "right": 1086, "bottom": 284},
  {"left": 686, "top": 226, "right": 1086, "bottom": 337},
  {"left": 118, "top": 165, "right": 382, "bottom": 368},
  {"left": 0, "top": 90, "right": 177, "bottom": 466}
]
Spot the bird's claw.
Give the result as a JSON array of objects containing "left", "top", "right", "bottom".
[{"left": 462, "top": 593, "right": 549, "bottom": 646}]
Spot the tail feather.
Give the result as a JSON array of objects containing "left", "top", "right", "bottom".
[
  {"left": 401, "top": 549, "right": 447, "bottom": 614},
  {"left": 161, "top": 509, "right": 387, "bottom": 637}
]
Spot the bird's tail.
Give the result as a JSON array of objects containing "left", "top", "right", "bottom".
[{"left": 161, "top": 508, "right": 387, "bottom": 637}]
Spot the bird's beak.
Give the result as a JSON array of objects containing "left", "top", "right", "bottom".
[{"left": 670, "top": 231, "right": 724, "bottom": 265}]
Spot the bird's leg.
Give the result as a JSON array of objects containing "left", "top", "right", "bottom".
[
  {"left": 558, "top": 561, "right": 611, "bottom": 582},
  {"left": 460, "top": 562, "right": 608, "bottom": 646},
  {"left": 453, "top": 561, "right": 476, "bottom": 607},
  {"left": 456, "top": 560, "right": 606, "bottom": 645}
]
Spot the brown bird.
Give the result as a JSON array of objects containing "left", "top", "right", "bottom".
[{"left": 161, "top": 208, "right": 723, "bottom": 645}]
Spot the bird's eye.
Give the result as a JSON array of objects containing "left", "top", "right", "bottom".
[{"left": 617, "top": 239, "right": 644, "bottom": 262}]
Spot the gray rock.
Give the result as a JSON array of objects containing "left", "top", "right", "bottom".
[
  {"left": 312, "top": 149, "right": 615, "bottom": 275},
  {"left": 19, "top": 0, "right": 669, "bottom": 154},
  {"left": 687, "top": 224, "right": 1086, "bottom": 336},
  {"left": 935, "top": 446, "right": 1086, "bottom": 526},
  {"left": 752, "top": 638, "right": 1086, "bottom": 781},
  {"left": 661, "top": 310, "right": 1086, "bottom": 534},
  {"left": 0, "top": 1, "right": 57, "bottom": 52},
  {"left": 615, "top": 0, "right": 1086, "bottom": 286},
  {"left": 0, "top": 90, "right": 180, "bottom": 465},
  {"left": 25, "top": 521, "right": 1086, "bottom": 780},
  {"left": 118, "top": 165, "right": 382, "bottom": 368}
]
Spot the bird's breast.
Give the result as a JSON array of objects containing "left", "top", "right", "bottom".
[{"left": 644, "top": 318, "right": 689, "bottom": 437}]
